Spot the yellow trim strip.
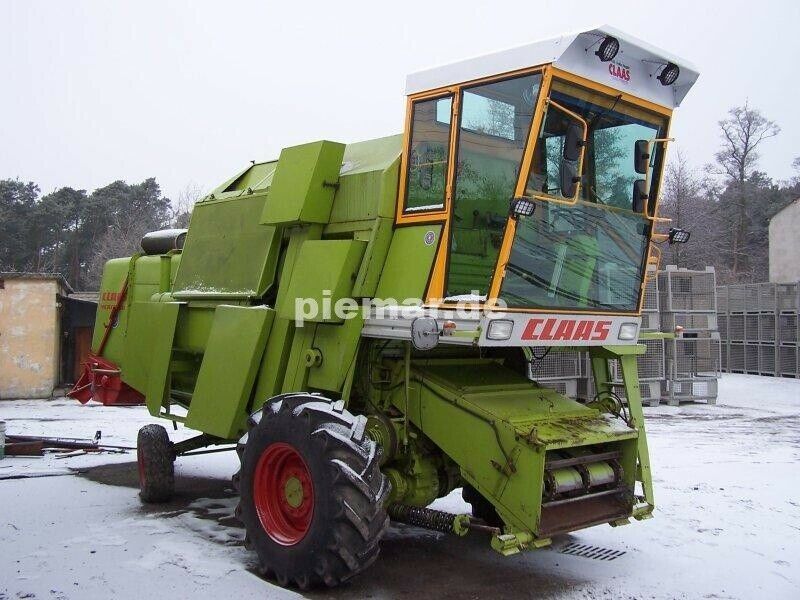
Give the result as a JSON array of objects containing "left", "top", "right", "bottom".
[
  {"left": 550, "top": 67, "right": 673, "bottom": 117},
  {"left": 487, "top": 66, "right": 554, "bottom": 301}
]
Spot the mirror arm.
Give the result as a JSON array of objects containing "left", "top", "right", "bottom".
[
  {"left": 543, "top": 98, "right": 589, "bottom": 205},
  {"left": 642, "top": 137, "right": 675, "bottom": 220}
]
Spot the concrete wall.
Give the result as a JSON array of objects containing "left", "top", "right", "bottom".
[
  {"left": 0, "top": 279, "right": 61, "bottom": 399},
  {"left": 769, "top": 199, "right": 800, "bottom": 283}
]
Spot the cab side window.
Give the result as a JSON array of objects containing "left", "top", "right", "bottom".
[{"left": 404, "top": 95, "right": 453, "bottom": 213}]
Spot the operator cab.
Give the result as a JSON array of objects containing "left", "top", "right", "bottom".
[{"left": 392, "top": 26, "right": 698, "bottom": 346}]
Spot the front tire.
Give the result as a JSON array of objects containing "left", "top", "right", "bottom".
[
  {"left": 234, "top": 393, "right": 390, "bottom": 589},
  {"left": 137, "top": 424, "right": 175, "bottom": 503}
]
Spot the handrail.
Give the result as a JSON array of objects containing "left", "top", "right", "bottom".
[{"left": 523, "top": 98, "right": 589, "bottom": 207}]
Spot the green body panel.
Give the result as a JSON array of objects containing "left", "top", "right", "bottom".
[
  {"left": 329, "top": 136, "right": 401, "bottom": 223},
  {"left": 307, "top": 315, "right": 364, "bottom": 392},
  {"left": 185, "top": 305, "right": 274, "bottom": 438},
  {"left": 123, "top": 301, "right": 179, "bottom": 393},
  {"left": 350, "top": 217, "right": 394, "bottom": 297},
  {"left": 172, "top": 194, "right": 280, "bottom": 299},
  {"left": 221, "top": 161, "right": 277, "bottom": 193},
  {"left": 375, "top": 225, "right": 442, "bottom": 301},
  {"left": 141, "top": 303, "right": 182, "bottom": 416},
  {"left": 93, "top": 254, "right": 182, "bottom": 367},
  {"left": 92, "top": 257, "right": 132, "bottom": 363},
  {"left": 261, "top": 141, "right": 346, "bottom": 225},
  {"left": 278, "top": 239, "right": 367, "bottom": 322},
  {"left": 252, "top": 225, "right": 322, "bottom": 402}
]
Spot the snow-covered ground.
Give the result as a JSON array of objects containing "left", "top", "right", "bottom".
[{"left": 1, "top": 374, "right": 798, "bottom": 599}]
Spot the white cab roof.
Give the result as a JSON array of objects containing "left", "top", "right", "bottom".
[{"left": 406, "top": 25, "right": 699, "bottom": 109}]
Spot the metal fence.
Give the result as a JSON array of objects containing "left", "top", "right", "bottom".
[
  {"left": 716, "top": 282, "right": 798, "bottom": 378},
  {"left": 521, "top": 270, "right": 800, "bottom": 406}
]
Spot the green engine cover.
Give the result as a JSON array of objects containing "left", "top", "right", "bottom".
[{"left": 261, "top": 140, "right": 346, "bottom": 226}]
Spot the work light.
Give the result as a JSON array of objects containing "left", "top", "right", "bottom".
[
  {"left": 487, "top": 319, "right": 514, "bottom": 340},
  {"left": 668, "top": 227, "right": 691, "bottom": 244},
  {"left": 618, "top": 323, "right": 639, "bottom": 341},
  {"left": 657, "top": 63, "right": 680, "bottom": 86},
  {"left": 595, "top": 36, "right": 620, "bottom": 62},
  {"left": 510, "top": 197, "right": 536, "bottom": 218}
]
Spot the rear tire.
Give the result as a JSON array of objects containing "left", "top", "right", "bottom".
[
  {"left": 137, "top": 424, "right": 175, "bottom": 503},
  {"left": 234, "top": 393, "right": 390, "bottom": 589}
]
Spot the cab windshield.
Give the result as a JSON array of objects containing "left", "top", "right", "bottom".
[{"left": 499, "top": 80, "right": 668, "bottom": 312}]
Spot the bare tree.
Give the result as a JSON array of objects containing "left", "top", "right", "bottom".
[
  {"left": 708, "top": 103, "right": 779, "bottom": 278},
  {"left": 660, "top": 151, "right": 721, "bottom": 271},
  {"left": 87, "top": 211, "right": 154, "bottom": 284},
  {"left": 170, "top": 182, "right": 203, "bottom": 228}
]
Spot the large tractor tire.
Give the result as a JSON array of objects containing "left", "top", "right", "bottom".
[
  {"left": 137, "top": 424, "right": 175, "bottom": 503},
  {"left": 462, "top": 484, "right": 503, "bottom": 528},
  {"left": 234, "top": 393, "right": 390, "bottom": 589}
]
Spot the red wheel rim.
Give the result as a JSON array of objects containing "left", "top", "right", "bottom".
[{"left": 253, "top": 442, "right": 314, "bottom": 545}]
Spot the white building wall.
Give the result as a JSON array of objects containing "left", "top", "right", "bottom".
[{"left": 769, "top": 199, "right": 800, "bottom": 283}]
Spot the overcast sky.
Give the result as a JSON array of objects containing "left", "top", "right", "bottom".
[{"left": 2, "top": 0, "right": 798, "bottom": 203}]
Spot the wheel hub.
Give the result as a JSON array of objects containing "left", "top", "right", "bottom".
[{"left": 253, "top": 442, "right": 314, "bottom": 545}]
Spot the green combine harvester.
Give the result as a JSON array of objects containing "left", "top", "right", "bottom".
[{"left": 71, "top": 26, "right": 698, "bottom": 589}]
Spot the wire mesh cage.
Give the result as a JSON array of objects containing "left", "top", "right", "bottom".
[
  {"left": 758, "top": 344, "right": 777, "bottom": 375},
  {"left": 716, "top": 285, "right": 728, "bottom": 313},
  {"left": 661, "top": 378, "right": 718, "bottom": 405},
  {"left": 779, "top": 345, "right": 798, "bottom": 377},
  {"left": 758, "top": 313, "right": 776, "bottom": 342},
  {"left": 745, "top": 343, "right": 760, "bottom": 374},
  {"left": 576, "top": 376, "right": 595, "bottom": 402},
  {"left": 720, "top": 341, "right": 728, "bottom": 372},
  {"left": 776, "top": 283, "right": 799, "bottom": 313},
  {"left": 538, "top": 378, "right": 578, "bottom": 399},
  {"left": 642, "top": 277, "right": 659, "bottom": 311},
  {"left": 729, "top": 342, "right": 745, "bottom": 372},
  {"left": 612, "top": 380, "right": 661, "bottom": 407},
  {"left": 640, "top": 338, "right": 666, "bottom": 380},
  {"left": 658, "top": 268, "right": 717, "bottom": 312},
  {"left": 661, "top": 312, "right": 717, "bottom": 332},
  {"left": 718, "top": 314, "right": 728, "bottom": 340},
  {"left": 727, "top": 284, "right": 747, "bottom": 313},
  {"left": 665, "top": 336, "right": 721, "bottom": 378},
  {"left": 728, "top": 314, "right": 745, "bottom": 342},
  {"left": 640, "top": 311, "right": 661, "bottom": 332},
  {"left": 757, "top": 283, "right": 778, "bottom": 313},
  {"left": 610, "top": 338, "right": 665, "bottom": 381},
  {"left": 745, "top": 284, "right": 760, "bottom": 309},
  {"left": 528, "top": 349, "right": 582, "bottom": 380},
  {"left": 745, "top": 314, "right": 760, "bottom": 341},
  {"left": 778, "top": 313, "right": 798, "bottom": 345}
]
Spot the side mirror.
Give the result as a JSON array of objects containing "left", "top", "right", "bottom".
[
  {"left": 563, "top": 122, "right": 584, "bottom": 162},
  {"left": 410, "top": 317, "right": 439, "bottom": 351},
  {"left": 634, "top": 140, "right": 650, "bottom": 174},
  {"left": 632, "top": 179, "right": 648, "bottom": 213},
  {"left": 560, "top": 159, "right": 579, "bottom": 199}
]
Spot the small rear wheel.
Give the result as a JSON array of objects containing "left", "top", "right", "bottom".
[
  {"left": 235, "top": 393, "right": 390, "bottom": 589},
  {"left": 137, "top": 424, "right": 175, "bottom": 503}
]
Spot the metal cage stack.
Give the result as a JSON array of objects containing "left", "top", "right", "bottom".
[
  {"left": 609, "top": 337, "right": 665, "bottom": 407},
  {"left": 659, "top": 266, "right": 720, "bottom": 405},
  {"left": 716, "top": 282, "right": 798, "bottom": 378},
  {"left": 528, "top": 348, "right": 583, "bottom": 399}
]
